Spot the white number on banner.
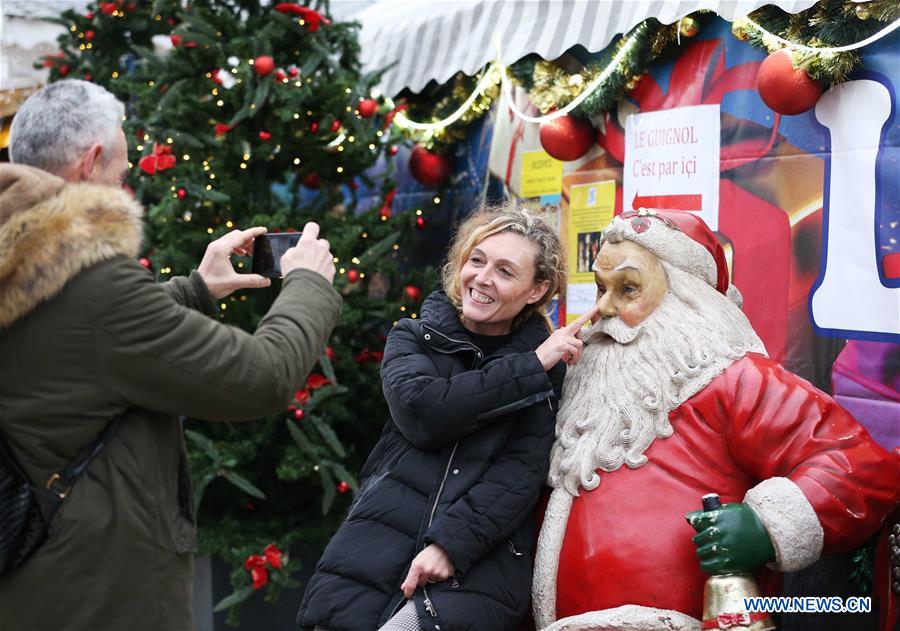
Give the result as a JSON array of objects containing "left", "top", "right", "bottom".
[{"left": 811, "top": 79, "right": 900, "bottom": 340}]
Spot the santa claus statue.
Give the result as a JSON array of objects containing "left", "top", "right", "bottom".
[{"left": 533, "top": 208, "right": 900, "bottom": 630}]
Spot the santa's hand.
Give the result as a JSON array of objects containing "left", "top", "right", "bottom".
[
  {"left": 535, "top": 303, "right": 600, "bottom": 370},
  {"left": 400, "top": 544, "right": 455, "bottom": 598},
  {"left": 686, "top": 503, "right": 775, "bottom": 574}
]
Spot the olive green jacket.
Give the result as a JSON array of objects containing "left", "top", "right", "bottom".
[{"left": 0, "top": 164, "right": 342, "bottom": 631}]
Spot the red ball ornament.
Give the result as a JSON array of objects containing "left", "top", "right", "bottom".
[
  {"left": 176, "top": 188, "right": 186, "bottom": 200},
  {"left": 409, "top": 145, "right": 452, "bottom": 187},
  {"left": 347, "top": 269, "right": 360, "bottom": 283},
  {"left": 357, "top": 99, "right": 378, "bottom": 118},
  {"left": 294, "top": 409, "right": 305, "bottom": 420},
  {"left": 325, "top": 346, "right": 335, "bottom": 361},
  {"left": 302, "top": 173, "right": 320, "bottom": 189},
  {"left": 757, "top": 49, "right": 823, "bottom": 115},
  {"left": 259, "top": 130, "right": 271, "bottom": 141},
  {"left": 84, "top": 73, "right": 92, "bottom": 82},
  {"left": 415, "top": 216, "right": 426, "bottom": 230},
  {"left": 274, "top": 70, "right": 287, "bottom": 82},
  {"left": 309, "top": 121, "right": 319, "bottom": 133},
  {"left": 59, "top": 64, "right": 70, "bottom": 77},
  {"left": 85, "top": 30, "right": 95, "bottom": 41},
  {"left": 85, "top": 11, "right": 95, "bottom": 19},
  {"left": 337, "top": 481, "right": 350, "bottom": 493},
  {"left": 403, "top": 285, "right": 422, "bottom": 302},
  {"left": 330, "top": 119, "right": 341, "bottom": 132},
  {"left": 379, "top": 206, "right": 392, "bottom": 220},
  {"left": 170, "top": 34, "right": 182, "bottom": 47},
  {"left": 139, "top": 257, "right": 152, "bottom": 269},
  {"left": 288, "top": 66, "right": 299, "bottom": 78},
  {"left": 539, "top": 114, "right": 595, "bottom": 161},
  {"left": 253, "top": 55, "right": 276, "bottom": 77},
  {"left": 388, "top": 145, "right": 399, "bottom": 156},
  {"left": 99, "top": 2, "right": 116, "bottom": 15}
]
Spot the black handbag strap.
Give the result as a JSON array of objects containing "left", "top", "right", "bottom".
[{"left": 0, "top": 415, "right": 122, "bottom": 499}]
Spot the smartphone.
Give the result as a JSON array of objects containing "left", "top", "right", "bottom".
[{"left": 251, "top": 232, "right": 302, "bottom": 278}]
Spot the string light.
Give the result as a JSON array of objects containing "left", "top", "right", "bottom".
[
  {"left": 390, "top": 65, "right": 501, "bottom": 132},
  {"left": 745, "top": 16, "right": 900, "bottom": 54}
]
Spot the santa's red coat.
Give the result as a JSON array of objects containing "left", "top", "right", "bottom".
[{"left": 553, "top": 353, "right": 899, "bottom": 621}]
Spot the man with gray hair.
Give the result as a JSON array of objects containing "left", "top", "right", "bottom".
[{"left": 0, "top": 79, "right": 342, "bottom": 630}]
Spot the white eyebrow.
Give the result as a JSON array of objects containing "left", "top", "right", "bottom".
[{"left": 613, "top": 259, "right": 641, "bottom": 271}]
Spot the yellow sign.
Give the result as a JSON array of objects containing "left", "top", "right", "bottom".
[
  {"left": 520, "top": 150, "right": 563, "bottom": 198},
  {"left": 565, "top": 179, "right": 616, "bottom": 323}
]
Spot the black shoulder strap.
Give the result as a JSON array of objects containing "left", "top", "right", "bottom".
[{"left": 0, "top": 416, "right": 122, "bottom": 496}]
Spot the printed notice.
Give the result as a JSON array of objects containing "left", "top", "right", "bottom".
[
  {"left": 623, "top": 104, "right": 721, "bottom": 230},
  {"left": 564, "top": 179, "right": 615, "bottom": 324},
  {"left": 520, "top": 150, "right": 563, "bottom": 198}
]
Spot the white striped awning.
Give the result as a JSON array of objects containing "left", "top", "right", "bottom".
[{"left": 356, "top": 0, "right": 819, "bottom": 96}]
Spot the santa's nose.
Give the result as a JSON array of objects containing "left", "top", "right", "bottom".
[{"left": 597, "top": 294, "right": 617, "bottom": 319}]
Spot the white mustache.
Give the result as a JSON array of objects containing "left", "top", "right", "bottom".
[{"left": 584, "top": 316, "right": 644, "bottom": 345}]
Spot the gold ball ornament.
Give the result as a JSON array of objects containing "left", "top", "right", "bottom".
[
  {"left": 854, "top": 4, "right": 870, "bottom": 20},
  {"left": 679, "top": 17, "right": 700, "bottom": 38},
  {"left": 731, "top": 18, "right": 750, "bottom": 41}
]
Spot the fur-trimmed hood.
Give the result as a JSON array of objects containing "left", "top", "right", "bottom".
[{"left": 0, "top": 163, "right": 144, "bottom": 328}]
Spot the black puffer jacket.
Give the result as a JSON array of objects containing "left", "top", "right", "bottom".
[{"left": 298, "top": 291, "right": 564, "bottom": 631}]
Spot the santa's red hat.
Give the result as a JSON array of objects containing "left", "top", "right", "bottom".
[{"left": 599, "top": 208, "right": 737, "bottom": 300}]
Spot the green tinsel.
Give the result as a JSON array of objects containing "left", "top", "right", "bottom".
[{"left": 746, "top": 0, "right": 898, "bottom": 85}]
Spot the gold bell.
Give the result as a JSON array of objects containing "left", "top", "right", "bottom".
[
  {"left": 699, "top": 494, "right": 775, "bottom": 631},
  {"left": 702, "top": 574, "right": 775, "bottom": 630}
]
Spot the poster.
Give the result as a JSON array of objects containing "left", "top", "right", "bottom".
[{"left": 562, "top": 178, "right": 616, "bottom": 324}]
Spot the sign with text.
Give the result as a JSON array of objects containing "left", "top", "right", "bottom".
[
  {"left": 564, "top": 179, "right": 615, "bottom": 324},
  {"left": 623, "top": 104, "right": 721, "bottom": 230},
  {"left": 520, "top": 150, "right": 563, "bottom": 198}
]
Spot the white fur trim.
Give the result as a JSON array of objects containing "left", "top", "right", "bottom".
[
  {"left": 726, "top": 284, "right": 743, "bottom": 308},
  {"left": 533, "top": 488, "right": 573, "bottom": 629},
  {"left": 743, "top": 477, "right": 823, "bottom": 572},
  {"left": 540, "top": 605, "right": 701, "bottom": 631},
  {"left": 607, "top": 214, "right": 719, "bottom": 290}
]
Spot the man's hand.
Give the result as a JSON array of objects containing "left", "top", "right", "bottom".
[
  {"left": 535, "top": 303, "right": 601, "bottom": 370},
  {"left": 280, "top": 222, "right": 336, "bottom": 283},
  {"left": 686, "top": 502, "right": 776, "bottom": 574},
  {"left": 197, "top": 226, "right": 271, "bottom": 300},
  {"left": 400, "top": 544, "right": 455, "bottom": 598}
]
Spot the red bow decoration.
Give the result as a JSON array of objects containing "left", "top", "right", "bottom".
[
  {"left": 274, "top": 4, "right": 331, "bottom": 31},
  {"left": 138, "top": 144, "right": 176, "bottom": 175},
  {"left": 354, "top": 348, "right": 384, "bottom": 364},
  {"left": 702, "top": 611, "right": 771, "bottom": 629},
  {"left": 306, "top": 373, "right": 330, "bottom": 390},
  {"left": 598, "top": 39, "right": 780, "bottom": 173},
  {"left": 243, "top": 554, "right": 268, "bottom": 590},
  {"left": 264, "top": 544, "right": 284, "bottom": 570},
  {"left": 215, "top": 122, "right": 235, "bottom": 137}
]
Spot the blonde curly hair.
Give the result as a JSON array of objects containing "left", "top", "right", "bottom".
[{"left": 441, "top": 203, "right": 565, "bottom": 332}]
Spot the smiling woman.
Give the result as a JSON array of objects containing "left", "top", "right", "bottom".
[{"left": 297, "top": 204, "right": 590, "bottom": 631}]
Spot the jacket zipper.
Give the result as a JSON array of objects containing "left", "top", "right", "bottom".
[{"left": 417, "top": 440, "right": 459, "bottom": 622}]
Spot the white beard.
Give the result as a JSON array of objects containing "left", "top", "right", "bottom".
[{"left": 548, "top": 262, "right": 766, "bottom": 497}]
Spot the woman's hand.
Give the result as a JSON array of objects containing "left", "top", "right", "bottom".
[
  {"left": 534, "top": 304, "right": 600, "bottom": 371},
  {"left": 400, "top": 544, "right": 455, "bottom": 598}
]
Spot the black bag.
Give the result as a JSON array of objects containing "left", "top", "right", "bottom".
[{"left": 0, "top": 417, "right": 120, "bottom": 576}]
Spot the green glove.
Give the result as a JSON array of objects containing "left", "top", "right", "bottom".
[{"left": 686, "top": 502, "right": 775, "bottom": 574}]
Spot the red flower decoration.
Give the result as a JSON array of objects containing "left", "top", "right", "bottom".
[
  {"left": 294, "top": 388, "right": 310, "bottom": 404},
  {"left": 306, "top": 374, "right": 330, "bottom": 390},
  {"left": 214, "top": 122, "right": 235, "bottom": 137},
  {"left": 138, "top": 144, "right": 176, "bottom": 175},
  {"left": 251, "top": 567, "right": 268, "bottom": 590},
  {"left": 244, "top": 554, "right": 266, "bottom": 571},
  {"left": 274, "top": 4, "right": 331, "bottom": 31},
  {"left": 264, "top": 544, "right": 284, "bottom": 570}
]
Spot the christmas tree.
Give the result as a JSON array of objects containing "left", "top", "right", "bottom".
[{"left": 41, "top": 0, "right": 432, "bottom": 621}]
